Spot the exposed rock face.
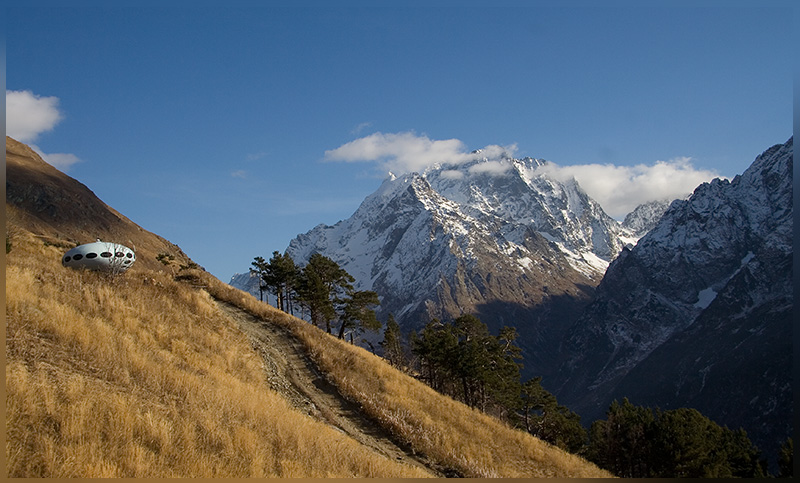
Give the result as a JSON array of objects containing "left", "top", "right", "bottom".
[
  {"left": 621, "top": 198, "right": 674, "bottom": 239},
  {"left": 554, "top": 137, "right": 793, "bottom": 458}
]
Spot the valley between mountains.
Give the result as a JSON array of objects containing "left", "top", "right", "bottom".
[
  {"left": 6, "top": 134, "right": 792, "bottom": 477},
  {"left": 234, "top": 135, "right": 794, "bottom": 473}
]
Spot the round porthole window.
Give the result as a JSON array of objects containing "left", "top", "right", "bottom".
[
  {"left": 101, "top": 252, "right": 112, "bottom": 258},
  {"left": 86, "top": 253, "right": 98, "bottom": 259},
  {"left": 64, "top": 256, "right": 71, "bottom": 263},
  {"left": 73, "top": 254, "right": 84, "bottom": 261}
]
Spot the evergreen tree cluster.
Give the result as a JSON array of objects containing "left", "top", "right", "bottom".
[
  {"left": 586, "top": 398, "right": 773, "bottom": 478},
  {"left": 249, "top": 252, "right": 791, "bottom": 478},
  {"left": 409, "top": 315, "right": 524, "bottom": 418},
  {"left": 393, "top": 314, "right": 788, "bottom": 477},
  {"left": 250, "top": 252, "right": 380, "bottom": 343},
  {"left": 405, "top": 315, "right": 585, "bottom": 452}
]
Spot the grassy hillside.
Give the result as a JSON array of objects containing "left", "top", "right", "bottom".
[
  {"left": 5, "top": 230, "right": 610, "bottom": 478},
  {"left": 5, "top": 136, "right": 611, "bottom": 478},
  {"left": 5, "top": 233, "right": 433, "bottom": 477},
  {"left": 6, "top": 136, "right": 193, "bottom": 273},
  {"left": 201, "top": 271, "right": 612, "bottom": 478}
]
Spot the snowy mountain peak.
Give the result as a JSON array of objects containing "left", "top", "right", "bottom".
[
  {"left": 267, "top": 152, "right": 643, "bottom": 335},
  {"left": 621, "top": 198, "right": 674, "bottom": 239}
]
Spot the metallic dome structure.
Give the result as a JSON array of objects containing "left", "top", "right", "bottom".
[{"left": 62, "top": 240, "right": 136, "bottom": 273}]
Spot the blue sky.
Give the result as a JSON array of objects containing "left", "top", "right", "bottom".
[{"left": 5, "top": 1, "right": 795, "bottom": 281}]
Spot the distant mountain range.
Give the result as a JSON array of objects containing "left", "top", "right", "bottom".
[
  {"left": 233, "top": 151, "right": 669, "bottom": 382},
  {"left": 231, "top": 136, "right": 792, "bottom": 461}
]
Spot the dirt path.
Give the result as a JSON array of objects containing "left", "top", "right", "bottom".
[{"left": 214, "top": 301, "right": 450, "bottom": 477}]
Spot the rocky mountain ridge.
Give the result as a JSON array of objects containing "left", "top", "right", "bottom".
[{"left": 553, "top": 137, "right": 793, "bottom": 459}]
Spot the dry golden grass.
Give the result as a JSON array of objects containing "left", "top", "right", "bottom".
[
  {"left": 5, "top": 230, "right": 430, "bottom": 478},
  {"left": 6, "top": 222, "right": 611, "bottom": 478},
  {"left": 198, "top": 270, "right": 613, "bottom": 478}
]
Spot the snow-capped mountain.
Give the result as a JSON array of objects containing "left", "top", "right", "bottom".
[
  {"left": 287, "top": 153, "right": 626, "bottom": 289},
  {"left": 554, "top": 137, "right": 793, "bottom": 458},
  {"left": 233, "top": 151, "right": 655, "bottom": 379},
  {"left": 620, "top": 198, "right": 674, "bottom": 239}
]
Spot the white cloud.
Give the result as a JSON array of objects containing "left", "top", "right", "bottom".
[
  {"left": 231, "top": 169, "right": 248, "bottom": 179},
  {"left": 33, "top": 147, "right": 82, "bottom": 172},
  {"left": 324, "top": 131, "right": 516, "bottom": 174},
  {"left": 350, "top": 121, "right": 373, "bottom": 135},
  {"left": 7, "top": 90, "right": 83, "bottom": 172},
  {"left": 325, "top": 131, "right": 721, "bottom": 218},
  {"left": 476, "top": 143, "right": 517, "bottom": 160},
  {"left": 6, "top": 90, "right": 63, "bottom": 142},
  {"left": 440, "top": 169, "right": 465, "bottom": 180},
  {"left": 468, "top": 160, "right": 512, "bottom": 176},
  {"left": 532, "top": 157, "right": 722, "bottom": 219},
  {"left": 324, "top": 131, "right": 473, "bottom": 173}
]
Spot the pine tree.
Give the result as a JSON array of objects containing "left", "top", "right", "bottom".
[
  {"left": 586, "top": 398, "right": 654, "bottom": 477},
  {"left": 519, "top": 377, "right": 585, "bottom": 453},
  {"left": 295, "top": 253, "right": 353, "bottom": 333},
  {"left": 249, "top": 256, "right": 269, "bottom": 303},
  {"left": 295, "top": 264, "right": 334, "bottom": 329},
  {"left": 251, "top": 252, "right": 298, "bottom": 311},
  {"left": 337, "top": 289, "right": 380, "bottom": 341},
  {"left": 380, "top": 314, "right": 406, "bottom": 368},
  {"left": 411, "top": 319, "right": 457, "bottom": 393},
  {"left": 264, "top": 251, "right": 298, "bottom": 312}
]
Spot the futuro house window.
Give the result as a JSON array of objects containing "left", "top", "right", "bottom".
[
  {"left": 86, "top": 253, "right": 98, "bottom": 259},
  {"left": 116, "top": 252, "right": 124, "bottom": 257},
  {"left": 100, "top": 252, "right": 112, "bottom": 258},
  {"left": 73, "top": 254, "right": 83, "bottom": 260},
  {"left": 64, "top": 256, "right": 71, "bottom": 263}
]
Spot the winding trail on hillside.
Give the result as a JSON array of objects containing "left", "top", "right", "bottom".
[{"left": 213, "top": 300, "right": 453, "bottom": 478}]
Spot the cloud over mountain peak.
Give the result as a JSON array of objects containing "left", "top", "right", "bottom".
[{"left": 325, "top": 132, "right": 722, "bottom": 219}]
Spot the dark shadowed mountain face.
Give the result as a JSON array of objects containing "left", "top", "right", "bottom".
[
  {"left": 554, "top": 137, "right": 793, "bottom": 460},
  {"left": 233, "top": 153, "right": 660, "bottom": 381}
]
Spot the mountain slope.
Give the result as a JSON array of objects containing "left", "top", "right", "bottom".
[
  {"left": 620, "top": 198, "right": 673, "bottom": 239},
  {"left": 241, "top": 152, "right": 635, "bottom": 380},
  {"left": 554, "top": 137, "right": 793, "bottom": 458},
  {"left": 5, "top": 136, "right": 193, "bottom": 272},
  {"left": 5, "top": 136, "right": 611, "bottom": 478}
]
